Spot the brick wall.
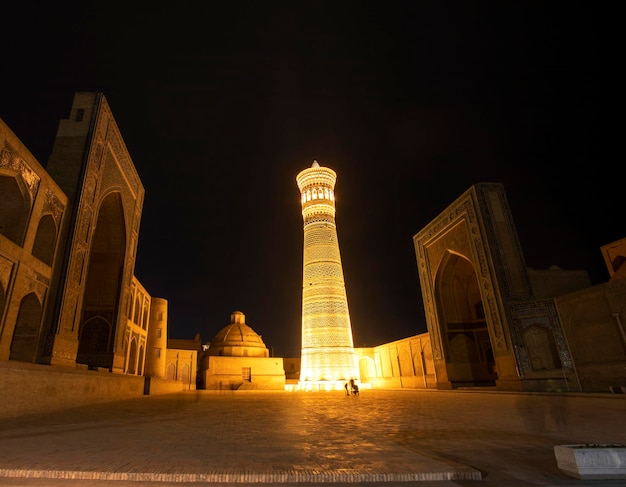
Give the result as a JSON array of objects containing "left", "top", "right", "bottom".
[{"left": 0, "top": 360, "right": 145, "bottom": 419}]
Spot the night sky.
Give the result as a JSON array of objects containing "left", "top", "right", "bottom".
[{"left": 1, "top": 3, "right": 614, "bottom": 357}]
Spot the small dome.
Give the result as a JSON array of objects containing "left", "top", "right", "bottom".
[{"left": 207, "top": 311, "right": 269, "bottom": 357}]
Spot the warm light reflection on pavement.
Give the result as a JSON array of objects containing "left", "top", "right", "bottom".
[{"left": 0, "top": 390, "right": 624, "bottom": 486}]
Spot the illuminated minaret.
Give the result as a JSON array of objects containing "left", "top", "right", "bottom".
[{"left": 296, "top": 161, "right": 358, "bottom": 389}]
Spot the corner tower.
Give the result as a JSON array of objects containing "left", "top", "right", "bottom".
[{"left": 296, "top": 161, "right": 357, "bottom": 389}]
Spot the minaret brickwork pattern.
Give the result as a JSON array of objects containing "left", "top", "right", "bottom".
[{"left": 296, "top": 161, "right": 357, "bottom": 385}]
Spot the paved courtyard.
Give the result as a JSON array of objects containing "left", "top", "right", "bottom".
[{"left": 0, "top": 389, "right": 624, "bottom": 487}]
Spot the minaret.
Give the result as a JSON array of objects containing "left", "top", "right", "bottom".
[{"left": 296, "top": 161, "right": 358, "bottom": 389}]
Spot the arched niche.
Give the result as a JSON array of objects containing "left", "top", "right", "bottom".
[
  {"left": 0, "top": 173, "right": 31, "bottom": 246},
  {"left": 435, "top": 251, "right": 496, "bottom": 386},
  {"left": 10, "top": 293, "right": 43, "bottom": 362},
  {"left": 32, "top": 214, "right": 57, "bottom": 266},
  {"left": 77, "top": 192, "right": 126, "bottom": 369}
]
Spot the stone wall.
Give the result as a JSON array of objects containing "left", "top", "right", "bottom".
[
  {"left": 354, "top": 333, "right": 436, "bottom": 390},
  {"left": 0, "top": 360, "right": 145, "bottom": 419},
  {"left": 143, "top": 376, "right": 185, "bottom": 395},
  {"left": 202, "top": 356, "right": 286, "bottom": 390},
  {"left": 0, "top": 119, "right": 69, "bottom": 363},
  {"left": 555, "top": 279, "right": 626, "bottom": 392}
]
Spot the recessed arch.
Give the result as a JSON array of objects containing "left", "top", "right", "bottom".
[
  {"left": 32, "top": 214, "right": 58, "bottom": 266},
  {"left": 9, "top": 293, "right": 43, "bottom": 362},
  {"left": 137, "top": 344, "right": 145, "bottom": 375},
  {"left": 0, "top": 173, "right": 31, "bottom": 246},
  {"left": 435, "top": 251, "right": 496, "bottom": 386},
  {"left": 133, "top": 297, "right": 140, "bottom": 324},
  {"left": 125, "top": 291, "right": 133, "bottom": 319},
  {"left": 166, "top": 363, "right": 176, "bottom": 380},
  {"left": 127, "top": 337, "right": 138, "bottom": 374},
  {"left": 77, "top": 191, "right": 126, "bottom": 369},
  {"left": 142, "top": 303, "right": 148, "bottom": 329},
  {"left": 358, "top": 356, "right": 376, "bottom": 382},
  {"left": 181, "top": 364, "right": 190, "bottom": 384},
  {"left": 0, "top": 280, "right": 6, "bottom": 324}
]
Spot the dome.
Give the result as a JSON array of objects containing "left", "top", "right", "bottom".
[{"left": 207, "top": 311, "right": 269, "bottom": 357}]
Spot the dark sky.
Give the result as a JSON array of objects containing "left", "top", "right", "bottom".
[{"left": 1, "top": 3, "right": 614, "bottom": 357}]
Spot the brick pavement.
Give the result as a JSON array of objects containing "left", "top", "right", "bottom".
[{"left": 0, "top": 389, "right": 624, "bottom": 486}]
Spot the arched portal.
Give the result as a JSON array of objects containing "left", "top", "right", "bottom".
[
  {"left": 76, "top": 192, "right": 126, "bottom": 369},
  {"left": 435, "top": 252, "right": 497, "bottom": 387}
]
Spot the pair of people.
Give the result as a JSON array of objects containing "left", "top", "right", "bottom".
[{"left": 345, "top": 379, "right": 359, "bottom": 396}]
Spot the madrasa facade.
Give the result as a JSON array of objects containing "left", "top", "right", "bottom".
[{"left": 1, "top": 92, "right": 625, "bottom": 416}]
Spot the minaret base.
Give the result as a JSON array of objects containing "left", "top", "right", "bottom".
[{"left": 285, "top": 380, "right": 370, "bottom": 392}]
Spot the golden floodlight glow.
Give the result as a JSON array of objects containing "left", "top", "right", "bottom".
[{"left": 296, "top": 161, "right": 358, "bottom": 391}]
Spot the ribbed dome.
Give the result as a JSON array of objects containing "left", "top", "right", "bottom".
[
  {"left": 207, "top": 311, "right": 269, "bottom": 357},
  {"left": 212, "top": 322, "right": 265, "bottom": 347}
]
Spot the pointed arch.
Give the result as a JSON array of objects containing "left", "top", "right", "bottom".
[
  {"left": 0, "top": 173, "right": 31, "bottom": 246},
  {"left": 166, "top": 363, "right": 176, "bottom": 380},
  {"left": 127, "top": 337, "right": 138, "bottom": 374},
  {"left": 137, "top": 344, "right": 145, "bottom": 375},
  {"left": 77, "top": 191, "right": 126, "bottom": 369},
  {"left": 358, "top": 356, "right": 376, "bottom": 382},
  {"left": 32, "top": 214, "right": 58, "bottom": 266},
  {"left": 435, "top": 251, "right": 496, "bottom": 386},
  {"left": 133, "top": 296, "right": 141, "bottom": 324},
  {"left": 10, "top": 293, "right": 43, "bottom": 362},
  {"left": 181, "top": 364, "right": 190, "bottom": 385},
  {"left": 123, "top": 332, "right": 130, "bottom": 371},
  {"left": 125, "top": 291, "right": 133, "bottom": 319},
  {"left": 141, "top": 303, "right": 148, "bottom": 329},
  {"left": 0, "top": 280, "right": 6, "bottom": 323}
]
